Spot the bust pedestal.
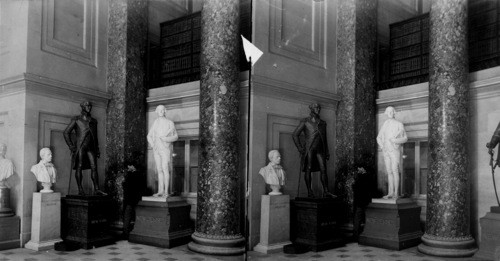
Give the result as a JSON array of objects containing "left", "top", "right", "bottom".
[
  {"left": 128, "top": 196, "right": 193, "bottom": 248},
  {"left": 0, "top": 186, "right": 19, "bottom": 250},
  {"left": 254, "top": 195, "right": 291, "bottom": 253},
  {"left": 289, "top": 197, "right": 344, "bottom": 252},
  {"left": 475, "top": 206, "right": 500, "bottom": 260},
  {"left": 25, "top": 192, "right": 62, "bottom": 251},
  {"left": 60, "top": 195, "right": 114, "bottom": 250},
  {"left": 359, "top": 198, "right": 422, "bottom": 250}
]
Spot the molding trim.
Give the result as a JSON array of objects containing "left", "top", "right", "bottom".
[
  {"left": 147, "top": 80, "right": 250, "bottom": 110},
  {"left": 252, "top": 75, "right": 340, "bottom": 109},
  {"left": 377, "top": 74, "right": 500, "bottom": 112},
  {"left": 269, "top": 0, "right": 326, "bottom": 67},
  {"left": 41, "top": 0, "right": 98, "bottom": 67},
  {"left": 266, "top": 113, "right": 301, "bottom": 150},
  {"left": 0, "top": 73, "right": 110, "bottom": 108}
]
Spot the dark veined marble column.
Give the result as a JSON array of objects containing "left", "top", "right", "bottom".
[
  {"left": 187, "top": 0, "right": 244, "bottom": 255},
  {"left": 105, "top": 0, "right": 148, "bottom": 234},
  {"left": 335, "top": 0, "right": 377, "bottom": 228},
  {"left": 417, "top": 0, "right": 477, "bottom": 257}
]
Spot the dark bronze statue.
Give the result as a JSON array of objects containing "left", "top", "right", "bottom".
[
  {"left": 487, "top": 121, "right": 500, "bottom": 206},
  {"left": 292, "top": 103, "right": 336, "bottom": 198},
  {"left": 63, "top": 101, "right": 106, "bottom": 196}
]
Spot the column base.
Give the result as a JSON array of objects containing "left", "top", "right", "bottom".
[
  {"left": 188, "top": 232, "right": 245, "bottom": 256},
  {"left": 418, "top": 234, "right": 477, "bottom": 257}
]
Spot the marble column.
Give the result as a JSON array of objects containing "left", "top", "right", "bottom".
[
  {"left": 187, "top": 0, "right": 245, "bottom": 256},
  {"left": 105, "top": 0, "right": 148, "bottom": 234},
  {"left": 335, "top": 0, "right": 377, "bottom": 227},
  {"left": 417, "top": 0, "right": 477, "bottom": 257}
]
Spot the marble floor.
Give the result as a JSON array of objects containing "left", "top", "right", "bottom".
[{"left": 0, "top": 241, "right": 488, "bottom": 261}]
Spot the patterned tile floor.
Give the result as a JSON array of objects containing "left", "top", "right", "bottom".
[{"left": 0, "top": 241, "right": 487, "bottom": 261}]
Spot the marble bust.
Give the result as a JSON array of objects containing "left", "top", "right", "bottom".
[
  {"left": 31, "top": 148, "right": 57, "bottom": 193},
  {"left": 147, "top": 105, "right": 178, "bottom": 198},
  {"left": 376, "top": 106, "right": 408, "bottom": 199},
  {"left": 0, "top": 143, "right": 14, "bottom": 188},
  {"left": 259, "top": 150, "right": 286, "bottom": 195}
]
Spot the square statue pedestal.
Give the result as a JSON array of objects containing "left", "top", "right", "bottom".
[
  {"left": 359, "top": 198, "right": 422, "bottom": 250},
  {"left": 0, "top": 216, "right": 20, "bottom": 250},
  {"left": 254, "top": 195, "right": 291, "bottom": 254},
  {"left": 60, "top": 195, "right": 114, "bottom": 250},
  {"left": 289, "top": 197, "right": 344, "bottom": 252},
  {"left": 474, "top": 206, "right": 500, "bottom": 260},
  {"left": 25, "top": 193, "right": 62, "bottom": 251},
  {"left": 128, "top": 196, "right": 193, "bottom": 248}
]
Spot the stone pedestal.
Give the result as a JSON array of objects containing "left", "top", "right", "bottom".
[
  {"left": 61, "top": 195, "right": 114, "bottom": 250},
  {"left": 474, "top": 207, "right": 500, "bottom": 260},
  {"left": 290, "top": 197, "right": 344, "bottom": 252},
  {"left": 0, "top": 215, "right": 19, "bottom": 250},
  {"left": 0, "top": 187, "right": 13, "bottom": 217},
  {"left": 359, "top": 198, "right": 422, "bottom": 250},
  {"left": 254, "top": 195, "right": 291, "bottom": 254},
  {"left": 25, "top": 193, "right": 62, "bottom": 251},
  {"left": 129, "top": 197, "right": 193, "bottom": 248},
  {"left": 0, "top": 186, "right": 19, "bottom": 250}
]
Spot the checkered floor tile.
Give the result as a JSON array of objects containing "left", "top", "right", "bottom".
[{"left": 0, "top": 241, "right": 487, "bottom": 261}]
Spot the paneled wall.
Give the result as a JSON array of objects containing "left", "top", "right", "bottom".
[{"left": 0, "top": 0, "right": 110, "bottom": 246}]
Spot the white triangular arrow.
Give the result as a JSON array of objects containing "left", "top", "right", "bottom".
[{"left": 241, "top": 35, "right": 263, "bottom": 66}]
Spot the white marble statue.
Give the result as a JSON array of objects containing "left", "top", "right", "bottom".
[
  {"left": 147, "top": 105, "right": 178, "bottom": 198},
  {"left": 376, "top": 106, "right": 408, "bottom": 199},
  {"left": 0, "top": 143, "right": 14, "bottom": 188},
  {"left": 31, "top": 148, "right": 57, "bottom": 193},
  {"left": 259, "top": 150, "right": 286, "bottom": 195}
]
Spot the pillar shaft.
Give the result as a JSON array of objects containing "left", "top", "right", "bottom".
[
  {"left": 335, "top": 0, "right": 377, "bottom": 227},
  {"left": 105, "top": 0, "right": 148, "bottom": 233},
  {"left": 417, "top": 0, "right": 477, "bottom": 257},
  {"left": 188, "top": 0, "right": 244, "bottom": 255}
]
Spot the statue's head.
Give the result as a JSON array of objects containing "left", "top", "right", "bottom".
[
  {"left": 385, "top": 106, "right": 396, "bottom": 119},
  {"left": 80, "top": 101, "right": 92, "bottom": 113},
  {"left": 268, "top": 150, "right": 281, "bottom": 165},
  {"left": 0, "top": 143, "right": 6, "bottom": 157},
  {"left": 40, "top": 148, "right": 52, "bottom": 163},
  {"left": 155, "top": 105, "right": 166, "bottom": 117},
  {"left": 309, "top": 103, "right": 321, "bottom": 116}
]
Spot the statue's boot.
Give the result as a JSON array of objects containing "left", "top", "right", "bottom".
[
  {"left": 307, "top": 190, "right": 315, "bottom": 198},
  {"left": 78, "top": 190, "right": 86, "bottom": 196},
  {"left": 323, "top": 190, "right": 337, "bottom": 198}
]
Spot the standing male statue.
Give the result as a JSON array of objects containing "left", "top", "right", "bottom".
[
  {"left": 487, "top": 120, "right": 500, "bottom": 168},
  {"left": 63, "top": 101, "right": 106, "bottom": 196},
  {"left": 376, "top": 106, "right": 407, "bottom": 199},
  {"left": 292, "top": 103, "right": 336, "bottom": 198},
  {"left": 147, "top": 105, "right": 178, "bottom": 198}
]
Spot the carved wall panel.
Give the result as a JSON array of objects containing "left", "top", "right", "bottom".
[
  {"left": 41, "top": 0, "right": 97, "bottom": 66},
  {"left": 269, "top": 0, "right": 326, "bottom": 67}
]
